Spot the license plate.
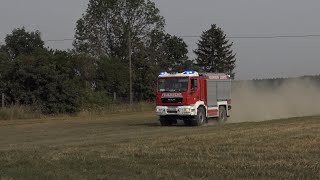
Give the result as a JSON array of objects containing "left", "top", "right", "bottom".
[{"left": 168, "top": 108, "right": 176, "bottom": 111}]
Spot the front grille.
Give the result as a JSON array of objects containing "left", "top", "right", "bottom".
[
  {"left": 167, "top": 110, "right": 178, "bottom": 114},
  {"left": 162, "top": 98, "right": 183, "bottom": 104}
]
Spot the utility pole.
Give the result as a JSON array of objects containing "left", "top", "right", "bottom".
[{"left": 129, "top": 31, "right": 133, "bottom": 105}]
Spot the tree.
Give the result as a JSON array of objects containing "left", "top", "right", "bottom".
[
  {"left": 95, "top": 56, "right": 129, "bottom": 98},
  {"left": 127, "top": 32, "right": 191, "bottom": 100},
  {"left": 161, "top": 34, "right": 191, "bottom": 72},
  {"left": 68, "top": 53, "right": 97, "bottom": 89},
  {"left": 74, "top": 0, "right": 168, "bottom": 101},
  {"left": 73, "top": 0, "right": 165, "bottom": 58},
  {"left": 194, "top": 24, "right": 236, "bottom": 78},
  {"left": 3, "top": 27, "right": 44, "bottom": 59},
  {"left": 0, "top": 51, "right": 10, "bottom": 95},
  {"left": 0, "top": 28, "right": 81, "bottom": 113},
  {"left": 3, "top": 49, "right": 81, "bottom": 113}
]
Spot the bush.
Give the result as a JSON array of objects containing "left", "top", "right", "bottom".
[
  {"left": 80, "top": 90, "right": 113, "bottom": 111},
  {"left": 2, "top": 50, "right": 82, "bottom": 114}
]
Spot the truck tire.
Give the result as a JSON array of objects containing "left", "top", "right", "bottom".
[
  {"left": 218, "top": 106, "right": 227, "bottom": 124},
  {"left": 191, "top": 107, "right": 206, "bottom": 126},
  {"left": 160, "top": 116, "right": 173, "bottom": 126}
]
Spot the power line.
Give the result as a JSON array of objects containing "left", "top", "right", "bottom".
[
  {"left": 0, "top": 39, "right": 75, "bottom": 44},
  {"left": 45, "top": 38, "right": 74, "bottom": 42},
  {"left": 179, "top": 34, "right": 320, "bottom": 39},
  {"left": 2, "top": 34, "right": 320, "bottom": 44},
  {"left": 44, "top": 34, "right": 320, "bottom": 42}
]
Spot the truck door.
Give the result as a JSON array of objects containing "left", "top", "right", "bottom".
[
  {"left": 199, "top": 78, "right": 206, "bottom": 102},
  {"left": 189, "top": 78, "right": 200, "bottom": 104}
]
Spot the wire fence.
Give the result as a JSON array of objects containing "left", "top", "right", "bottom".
[{"left": 2, "top": 75, "right": 319, "bottom": 111}]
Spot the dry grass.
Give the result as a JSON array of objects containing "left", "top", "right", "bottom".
[
  {"left": 81, "top": 102, "right": 155, "bottom": 114},
  {"left": 0, "top": 113, "right": 319, "bottom": 179},
  {"left": 0, "top": 102, "right": 155, "bottom": 121},
  {"left": 0, "top": 106, "right": 41, "bottom": 120}
]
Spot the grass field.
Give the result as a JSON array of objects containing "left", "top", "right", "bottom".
[{"left": 0, "top": 112, "right": 319, "bottom": 179}]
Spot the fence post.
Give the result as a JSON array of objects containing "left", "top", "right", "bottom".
[
  {"left": 113, "top": 92, "right": 117, "bottom": 101},
  {"left": 1, "top": 93, "right": 4, "bottom": 108}
]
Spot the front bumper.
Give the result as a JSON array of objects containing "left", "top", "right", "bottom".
[{"left": 156, "top": 106, "right": 197, "bottom": 116}]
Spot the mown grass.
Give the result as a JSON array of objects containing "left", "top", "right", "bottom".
[{"left": 0, "top": 113, "right": 319, "bottom": 179}]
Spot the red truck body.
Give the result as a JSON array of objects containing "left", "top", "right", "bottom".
[{"left": 156, "top": 71, "right": 232, "bottom": 126}]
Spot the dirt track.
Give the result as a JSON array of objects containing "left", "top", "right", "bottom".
[{"left": 230, "top": 78, "right": 320, "bottom": 123}]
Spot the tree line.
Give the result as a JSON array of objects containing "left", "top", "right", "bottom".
[{"left": 0, "top": 0, "right": 236, "bottom": 114}]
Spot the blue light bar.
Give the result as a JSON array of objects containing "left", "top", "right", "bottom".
[
  {"left": 160, "top": 72, "right": 167, "bottom": 75},
  {"left": 183, "top": 71, "right": 195, "bottom": 75}
]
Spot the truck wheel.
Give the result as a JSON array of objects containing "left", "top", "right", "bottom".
[
  {"left": 159, "top": 116, "right": 173, "bottom": 126},
  {"left": 191, "top": 107, "right": 206, "bottom": 126},
  {"left": 218, "top": 106, "right": 227, "bottom": 124}
]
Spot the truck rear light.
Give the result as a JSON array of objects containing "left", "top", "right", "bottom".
[{"left": 227, "top": 99, "right": 231, "bottom": 105}]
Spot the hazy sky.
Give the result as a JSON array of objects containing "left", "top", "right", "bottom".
[{"left": 1, "top": 0, "right": 320, "bottom": 80}]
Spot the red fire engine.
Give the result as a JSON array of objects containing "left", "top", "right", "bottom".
[{"left": 156, "top": 71, "right": 232, "bottom": 126}]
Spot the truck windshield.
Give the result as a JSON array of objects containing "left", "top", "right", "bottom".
[{"left": 158, "top": 78, "right": 189, "bottom": 92}]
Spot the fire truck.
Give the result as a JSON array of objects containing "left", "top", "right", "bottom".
[{"left": 156, "top": 71, "right": 232, "bottom": 126}]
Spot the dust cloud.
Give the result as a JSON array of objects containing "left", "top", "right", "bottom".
[{"left": 229, "top": 78, "right": 320, "bottom": 123}]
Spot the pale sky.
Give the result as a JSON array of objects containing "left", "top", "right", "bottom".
[{"left": 1, "top": 0, "right": 320, "bottom": 80}]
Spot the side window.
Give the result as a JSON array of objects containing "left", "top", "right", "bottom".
[{"left": 191, "top": 79, "right": 198, "bottom": 90}]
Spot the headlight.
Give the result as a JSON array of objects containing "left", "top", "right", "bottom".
[
  {"left": 179, "top": 107, "right": 191, "bottom": 113},
  {"left": 184, "top": 108, "right": 191, "bottom": 112},
  {"left": 156, "top": 107, "right": 165, "bottom": 113}
]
